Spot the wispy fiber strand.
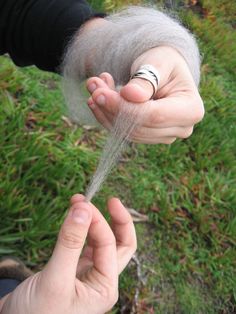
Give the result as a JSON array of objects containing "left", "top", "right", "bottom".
[{"left": 85, "top": 100, "right": 148, "bottom": 202}]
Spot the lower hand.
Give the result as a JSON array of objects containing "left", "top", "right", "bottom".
[
  {"left": 86, "top": 46, "right": 204, "bottom": 144},
  {"left": 1, "top": 195, "right": 136, "bottom": 314}
]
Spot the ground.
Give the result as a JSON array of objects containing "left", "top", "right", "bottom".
[{"left": 0, "top": 0, "right": 235, "bottom": 313}]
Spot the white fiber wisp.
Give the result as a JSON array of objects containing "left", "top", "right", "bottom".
[{"left": 85, "top": 100, "right": 148, "bottom": 202}]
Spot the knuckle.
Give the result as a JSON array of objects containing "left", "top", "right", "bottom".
[
  {"left": 94, "top": 235, "right": 116, "bottom": 249},
  {"left": 194, "top": 108, "right": 205, "bottom": 123},
  {"left": 152, "top": 113, "right": 166, "bottom": 125},
  {"left": 149, "top": 108, "right": 166, "bottom": 125},
  {"left": 104, "top": 236, "right": 116, "bottom": 249},
  {"left": 60, "top": 227, "right": 85, "bottom": 249},
  {"left": 164, "top": 137, "right": 176, "bottom": 144},
  {"left": 182, "top": 127, "right": 194, "bottom": 138},
  {"left": 192, "top": 98, "right": 205, "bottom": 123}
]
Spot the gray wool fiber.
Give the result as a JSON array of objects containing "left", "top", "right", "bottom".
[
  {"left": 62, "top": 6, "right": 200, "bottom": 127},
  {"left": 85, "top": 100, "right": 148, "bottom": 201},
  {"left": 62, "top": 5, "right": 201, "bottom": 199}
]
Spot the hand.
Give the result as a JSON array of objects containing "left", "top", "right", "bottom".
[
  {"left": 86, "top": 46, "right": 205, "bottom": 144},
  {"left": 1, "top": 195, "right": 136, "bottom": 314}
]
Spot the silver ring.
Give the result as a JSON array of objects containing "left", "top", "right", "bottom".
[{"left": 130, "top": 64, "right": 160, "bottom": 99}]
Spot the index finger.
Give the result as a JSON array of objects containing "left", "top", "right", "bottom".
[
  {"left": 92, "top": 85, "right": 204, "bottom": 128},
  {"left": 142, "top": 93, "right": 204, "bottom": 128},
  {"left": 107, "top": 198, "right": 137, "bottom": 273},
  {"left": 85, "top": 202, "right": 118, "bottom": 282}
]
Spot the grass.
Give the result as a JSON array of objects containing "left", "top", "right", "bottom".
[{"left": 0, "top": 0, "right": 235, "bottom": 313}]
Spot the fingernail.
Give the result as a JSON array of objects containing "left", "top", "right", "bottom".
[
  {"left": 96, "top": 94, "right": 106, "bottom": 105},
  {"left": 72, "top": 207, "right": 89, "bottom": 224},
  {"left": 100, "top": 76, "right": 107, "bottom": 84},
  {"left": 87, "top": 98, "right": 96, "bottom": 109},
  {"left": 88, "top": 102, "right": 96, "bottom": 109},
  {"left": 88, "top": 83, "right": 97, "bottom": 93}
]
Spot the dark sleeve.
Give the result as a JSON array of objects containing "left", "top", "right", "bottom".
[{"left": 0, "top": 0, "right": 105, "bottom": 72}]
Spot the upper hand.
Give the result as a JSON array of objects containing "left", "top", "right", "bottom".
[
  {"left": 1, "top": 195, "right": 136, "bottom": 314},
  {"left": 86, "top": 46, "right": 204, "bottom": 144}
]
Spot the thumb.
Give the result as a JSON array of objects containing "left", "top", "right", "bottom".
[
  {"left": 45, "top": 202, "right": 92, "bottom": 285},
  {"left": 120, "top": 77, "right": 155, "bottom": 103}
]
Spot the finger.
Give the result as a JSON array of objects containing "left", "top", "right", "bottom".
[
  {"left": 92, "top": 87, "right": 204, "bottom": 129},
  {"left": 71, "top": 196, "right": 105, "bottom": 224},
  {"left": 88, "top": 95, "right": 114, "bottom": 122},
  {"left": 141, "top": 94, "right": 204, "bottom": 128},
  {"left": 71, "top": 199, "right": 118, "bottom": 281},
  {"left": 92, "top": 87, "right": 149, "bottom": 121},
  {"left": 87, "top": 96, "right": 113, "bottom": 130},
  {"left": 86, "top": 76, "right": 109, "bottom": 94},
  {"left": 120, "top": 77, "right": 154, "bottom": 103},
  {"left": 87, "top": 205, "right": 118, "bottom": 281},
  {"left": 131, "top": 136, "right": 177, "bottom": 145},
  {"left": 70, "top": 194, "right": 86, "bottom": 205},
  {"left": 107, "top": 198, "right": 137, "bottom": 273},
  {"left": 131, "top": 126, "right": 194, "bottom": 142},
  {"left": 70, "top": 195, "right": 95, "bottom": 275},
  {"left": 45, "top": 202, "right": 92, "bottom": 286},
  {"left": 91, "top": 87, "right": 121, "bottom": 117},
  {"left": 99, "top": 72, "right": 116, "bottom": 90}
]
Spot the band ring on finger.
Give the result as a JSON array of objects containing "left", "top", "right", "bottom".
[{"left": 130, "top": 64, "right": 160, "bottom": 99}]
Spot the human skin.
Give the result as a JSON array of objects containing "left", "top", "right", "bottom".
[
  {"left": 0, "top": 195, "right": 137, "bottom": 314},
  {"left": 63, "top": 17, "right": 204, "bottom": 144},
  {"left": 87, "top": 46, "right": 204, "bottom": 144},
  {"left": 86, "top": 45, "right": 204, "bottom": 144}
]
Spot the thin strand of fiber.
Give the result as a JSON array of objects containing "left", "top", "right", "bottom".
[{"left": 85, "top": 100, "right": 148, "bottom": 202}]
